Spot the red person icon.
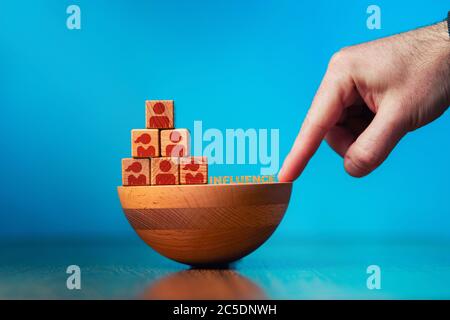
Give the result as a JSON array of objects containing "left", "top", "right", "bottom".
[
  {"left": 125, "top": 161, "right": 147, "bottom": 185},
  {"left": 149, "top": 102, "right": 170, "bottom": 128},
  {"left": 165, "top": 131, "right": 186, "bottom": 157},
  {"left": 185, "top": 172, "right": 204, "bottom": 184},
  {"left": 135, "top": 133, "right": 156, "bottom": 157},
  {"left": 182, "top": 160, "right": 204, "bottom": 184},
  {"left": 156, "top": 160, "right": 176, "bottom": 185}
]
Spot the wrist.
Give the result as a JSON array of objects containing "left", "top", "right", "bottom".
[
  {"left": 425, "top": 21, "right": 450, "bottom": 105},
  {"left": 447, "top": 11, "right": 450, "bottom": 38},
  {"left": 439, "top": 20, "right": 450, "bottom": 106},
  {"left": 428, "top": 21, "right": 449, "bottom": 46},
  {"left": 402, "top": 21, "right": 449, "bottom": 58},
  {"left": 428, "top": 21, "right": 450, "bottom": 65}
]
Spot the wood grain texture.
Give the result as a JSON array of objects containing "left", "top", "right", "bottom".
[
  {"left": 118, "top": 183, "right": 292, "bottom": 209},
  {"left": 135, "top": 227, "right": 277, "bottom": 266},
  {"left": 160, "top": 129, "right": 190, "bottom": 157},
  {"left": 117, "top": 183, "right": 292, "bottom": 265},
  {"left": 121, "top": 158, "right": 151, "bottom": 186},
  {"left": 150, "top": 157, "right": 179, "bottom": 185},
  {"left": 180, "top": 156, "right": 207, "bottom": 184},
  {"left": 145, "top": 100, "right": 174, "bottom": 129},
  {"left": 124, "top": 205, "right": 286, "bottom": 229},
  {"left": 131, "top": 129, "right": 160, "bottom": 158}
]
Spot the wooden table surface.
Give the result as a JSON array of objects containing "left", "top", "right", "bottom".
[{"left": 1, "top": 232, "right": 449, "bottom": 299}]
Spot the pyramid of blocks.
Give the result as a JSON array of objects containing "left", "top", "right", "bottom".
[{"left": 122, "top": 100, "right": 208, "bottom": 186}]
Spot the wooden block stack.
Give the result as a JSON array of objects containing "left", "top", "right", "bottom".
[{"left": 122, "top": 100, "right": 208, "bottom": 186}]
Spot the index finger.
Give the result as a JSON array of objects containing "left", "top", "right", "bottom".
[{"left": 278, "top": 67, "right": 357, "bottom": 182}]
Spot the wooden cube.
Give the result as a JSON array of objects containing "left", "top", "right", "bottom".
[
  {"left": 145, "top": 100, "right": 174, "bottom": 129},
  {"left": 180, "top": 157, "right": 208, "bottom": 184},
  {"left": 151, "top": 157, "right": 179, "bottom": 185},
  {"left": 160, "top": 129, "right": 190, "bottom": 157},
  {"left": 122, "top": 158, "right": 150, "bottom": 186},
  {"left": 131, "top": 129, "right": 159, "bottom": 158}
]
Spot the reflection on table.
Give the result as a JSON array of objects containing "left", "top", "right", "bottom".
[{"left": 141, "top": 269, "right": 266, "bottom": 300}]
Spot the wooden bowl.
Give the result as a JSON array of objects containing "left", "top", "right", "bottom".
[{"left": 117, "top": 183, "right": 292, "bottom": 266}]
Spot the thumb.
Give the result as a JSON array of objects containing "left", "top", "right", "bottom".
[{"left": 344, "top": 104, "right": 408, "bottom": 177}]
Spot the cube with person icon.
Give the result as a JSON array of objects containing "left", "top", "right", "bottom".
[
  {"left": 180, "top": 156, "right": 208, "bottom": 184},
  {"left": 122, "top": 99, "right": 210, "bottom": 187},
  {"left": 131, "top": 129, "right": 160, "bottom": 158},
  {"left": 160, "top": 129, "right": 190, "bottom": 157},
  {"left": 151, "top": 157, "right": 180, "bottom": 185},
  {"left": 146, "top": 100, "right": 174, "bottom": 129},
  {"left": 122, "top": 158, "right": 151, "bottom": 186}
]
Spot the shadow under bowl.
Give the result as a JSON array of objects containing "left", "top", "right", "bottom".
[{"left": 117, "top": 183, "right": 292, "bottom": 266}]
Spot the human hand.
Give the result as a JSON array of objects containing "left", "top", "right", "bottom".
[{"left": 278, "top": 21, "right": 450, "bottom": 181}]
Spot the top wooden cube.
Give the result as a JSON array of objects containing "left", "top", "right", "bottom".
[{"left": 146, "top": 100, "right": 174, "bottom": 129}]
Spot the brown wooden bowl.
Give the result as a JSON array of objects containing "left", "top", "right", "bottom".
[{"left": 117, "top": 183, "right": 292, "bottom": 266}]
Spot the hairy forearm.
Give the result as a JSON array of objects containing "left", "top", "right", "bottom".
[
  {"left": 402, "top": 21, "right": 450, "bottom": 63},
  {"left": 428, "top": 20, "right": 450, "bottom": 60},
  {"left": 427, "top": 21, "right": 450, "bottom": 105},
  {"left": 401, "top": 21, "right": 450, "bottom": 108},
  {"left": 428, "top": 20, "right": 449, "bottom": 41}
]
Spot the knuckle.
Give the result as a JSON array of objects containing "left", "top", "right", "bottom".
[
  {"left": 346, "top": 146, "right": 379, "bottom": 174},
  {"left": 328, "top": 47, "right": 352, "bottom": 69}
]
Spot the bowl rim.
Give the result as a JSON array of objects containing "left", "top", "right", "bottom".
[
  {"left": 117, "top": 181, "right": 292, "bottom": 189},
  {"left": 117, "top": 182, "right": 293, "bottom": 209}
]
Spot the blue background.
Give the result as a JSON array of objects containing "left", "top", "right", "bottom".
[{"left": 0, "top": 0, "right": 448, "bottom": 241}]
